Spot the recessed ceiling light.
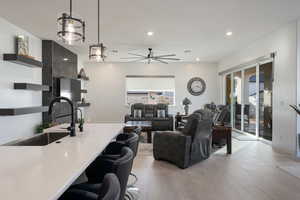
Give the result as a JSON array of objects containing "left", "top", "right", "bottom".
[
  {"left": 226, "top": 31, "right": 233, "bottom": 36},
  {"left": 147, "top": 31, "right": 154, "bottom": 36},
  {"left": 196, "top": 58, "right": 200, "bottom": 62},
  {"left": 63, "top": 58, "right": 69, "bottom": 61}
]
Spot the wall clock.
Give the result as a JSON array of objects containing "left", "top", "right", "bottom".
[{"left": 187, "top": 77, "right": 206, "bottom": 96}]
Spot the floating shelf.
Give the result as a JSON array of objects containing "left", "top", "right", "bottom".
[
  {"left": 81, "top": 89, "right": 87, "bottom": 93},
  {"left": 78, "top": 76, "right": 90, "bottom": 81},
  {"left": 0, "top": 106, "right": 49, "bottom": 116},
  {"left": 14, "top": 83, "right": 50, "bottom": 91},
  {"left": 78, "top": 103, "right": 91, "bottom": 107},
  {"left": 3, "top": 54, "right": 43, "bottom": 68},
  {"left": 127, "top": 91, "right": 148, "bottom": 95}
]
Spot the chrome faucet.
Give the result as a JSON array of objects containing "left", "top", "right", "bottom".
[{"left": 48, "top": 96, "right": 76, "bottom": 137}]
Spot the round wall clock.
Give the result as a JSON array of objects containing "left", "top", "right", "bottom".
[{"left": 187, "top": 77, "right": 206, "bottom": 96}]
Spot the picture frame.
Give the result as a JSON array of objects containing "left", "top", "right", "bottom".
[{"left": 15, "top": 35, "right": 29, "bottom": 56}]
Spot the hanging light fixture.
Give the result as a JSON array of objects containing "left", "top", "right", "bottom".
[
  {"left": 89, "top": 0, "right": 107, "bottom": 62},
  {"left": 57, "top": 0, "right": 85, "bottom": 45}
]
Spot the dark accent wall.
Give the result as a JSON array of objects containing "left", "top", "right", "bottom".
[{"left": 42, "top": 40, "right": 78, "bottom": 124}]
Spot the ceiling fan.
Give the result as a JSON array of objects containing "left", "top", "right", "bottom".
[{"left": 121, "top": 48, "right": 180, "bottom": 64}]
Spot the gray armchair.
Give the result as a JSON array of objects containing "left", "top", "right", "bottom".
[{"left": 153, "top": 110, "right": 213, "bottom": 169}]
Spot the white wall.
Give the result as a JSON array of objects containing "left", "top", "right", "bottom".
[
  {"left": 218, "top": 21, "right": 298, "bottom": 156},
  {"left": 0, "top": 17, "right": 42, "bottom": 144},
  {"left": 296, "top": 21, "right": 300, "bottom": 158},
  {"left": 84, "top": 62, "right": 219, "bottom": 123}
]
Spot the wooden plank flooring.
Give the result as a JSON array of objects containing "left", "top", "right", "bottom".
[{"left": 132, "top": 140, "right": 300, "bottom": 200}]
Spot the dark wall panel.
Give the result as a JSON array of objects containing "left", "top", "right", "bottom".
[
  {"left": 42, "top": 40, "right": 78, "bottom": 124},
  {"left": 52, "top": 43, "right": 77, "bottom": 78}
]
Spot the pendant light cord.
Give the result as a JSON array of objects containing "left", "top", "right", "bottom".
[
  {"left": 98, "top": 0, "right": 100, "bottom": 44},
  {"left": 70, "top": 0, "right": 72, "bottom": 17}
]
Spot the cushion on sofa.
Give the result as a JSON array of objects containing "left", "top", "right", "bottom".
[
  {"left": 157, "top": 109, "right": 166, "bottom": 118},
  {"left": 145, "top": 113, "right": 154, "bottom": 118},
  {"left": 131, "top": 103, "right": 145, "bottom": 117},
  {"left": 133, "top": 109, "right": 142, "bottom": 118},
  {"left": 144, "top": 104, "right": 155, "bottom": 117},
  {"left": 156, "top": 103, "right": 168, "bottom": 116}
]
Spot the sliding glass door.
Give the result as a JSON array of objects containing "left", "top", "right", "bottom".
[
  {"left": 233, "top": 71, "right": 242, "bottom": 131},
  {"left": 243, "top": 67, "right": 257, "bottom": 135},
  {"left": 259, "top": 63, "right": 273, "bottom": 141},
  {"left": 225, "top": 74, "right": 232, "bottom": 106},
  {"left": 224, "top": 62, "right": 273, "bottom": 141}
]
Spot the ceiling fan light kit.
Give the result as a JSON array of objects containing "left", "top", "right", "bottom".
[{"left": 57, "top": 0, "right": 85, "bottom": 45}]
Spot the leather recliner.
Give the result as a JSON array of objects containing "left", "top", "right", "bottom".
[{"left": 153, "top": 110, "right": 213, "bottom": 169}]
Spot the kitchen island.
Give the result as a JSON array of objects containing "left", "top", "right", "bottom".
[{"left": 0, "top": 123, "right": 123, "bottom": 200}]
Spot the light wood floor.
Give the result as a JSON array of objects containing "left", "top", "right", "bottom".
[{"left": 132, "top": 140, "right": 300, "bottom": 200}]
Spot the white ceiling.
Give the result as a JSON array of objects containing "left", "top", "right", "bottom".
[{"left": 1, "top": 0, "right": 300, "bottom": 63}]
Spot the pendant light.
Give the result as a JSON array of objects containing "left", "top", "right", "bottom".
[
  {"left": 89, "top": 0, "right": 107, "bottom": 62},
  {"left": 57, "top": 0, "right": 85, "bottom": 45}
]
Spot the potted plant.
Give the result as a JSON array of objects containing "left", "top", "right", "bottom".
[
  {"left": 35, "top": 123, "right": 51, "bottom": 134},
  {"left": 78, "top": 118, "right": 85, "bottom": 132}
]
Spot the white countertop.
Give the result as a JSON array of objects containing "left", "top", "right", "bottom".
[{"left": 0, "top": 123, "right": 124, "bottom": 200}]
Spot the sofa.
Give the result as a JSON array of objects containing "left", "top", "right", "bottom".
[
  {"left": 125, "top": 103, "right": 174, "bottom": 131},
  {"left": 153, "top": 110, "right": 213, "bottom": 169}
]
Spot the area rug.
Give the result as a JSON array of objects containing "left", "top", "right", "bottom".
[{"left": 232, "top": 131, "right": 258, "bottom": 141}]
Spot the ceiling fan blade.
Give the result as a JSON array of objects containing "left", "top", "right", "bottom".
[
  {"left": 124, "top": 58, "right": 147, "bottom": 63},
  {"left": 120, "top": 57, "right": 145, "bottom": 59},
  {"left": 128, "top": 53, "right": 146, "bottom": 57},
  {"left": 155, "top": 59, "right": 169, "bottom": 64},
  {"left": 154, "top": 54, "right": 176, "bottom": 58},
  {"left": 154, "top": 57, "right": 181, "bottom": 61}
]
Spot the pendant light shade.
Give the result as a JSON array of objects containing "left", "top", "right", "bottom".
[
  {"left": 89, "top": 0, "right": 107, "bottom": 62},
  {"left": 89, "top": 43, "right": 107, "bottom": 62},
  {"left": 57, "top": 0, "right": 85, "bottom": 45}
]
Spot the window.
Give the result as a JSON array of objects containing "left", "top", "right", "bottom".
[{"left": 126, "top": 75, "right": 175, "bottom": 105}]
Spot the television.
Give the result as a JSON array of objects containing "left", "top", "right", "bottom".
[{"left": 57, "top": 78, "right": 81, "bottom": 102}]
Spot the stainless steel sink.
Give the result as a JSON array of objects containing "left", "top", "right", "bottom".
[{"left": 3, "top": 132, "right": 69, "bottom": 146}]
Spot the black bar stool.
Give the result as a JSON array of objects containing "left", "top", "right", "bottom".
[
  {"left": 115, "top": 130, "right": 140, "bottom": 200},
  {"left": 59, "top": 173, "right": 120, "bottom": 200},
  {"left": 73, "top": 142, "right": 134, "bottom": 200}
]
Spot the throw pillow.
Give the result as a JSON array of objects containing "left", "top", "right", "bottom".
[
  {"left": 133, "top": 109, "right": 142, "bottom": 118},
  {"left": 157, "top": 109, "right": 166, "bottom": 118}
]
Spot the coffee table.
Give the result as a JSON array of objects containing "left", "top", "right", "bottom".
[{"left": 124, "top": 121, "right": 153, "bottom": 143}]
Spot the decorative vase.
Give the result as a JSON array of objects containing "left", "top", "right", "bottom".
[
  {"left": 184, "top": 105, "right": 189, "bottom": 115},
  {"left": 182, "top": 97, "right": 192, "bottom": 115}
]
